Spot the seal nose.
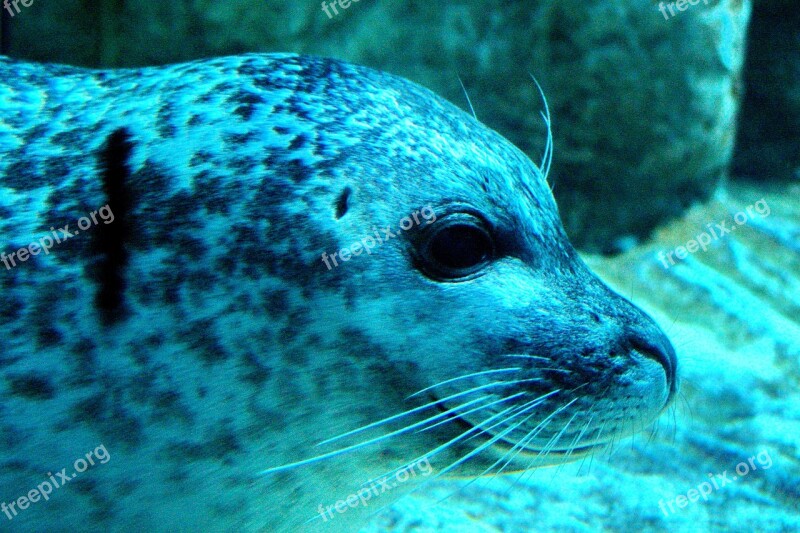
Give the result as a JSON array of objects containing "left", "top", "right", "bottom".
[{"left": 626, "top": 329, "right": 679, "bottom": 405}]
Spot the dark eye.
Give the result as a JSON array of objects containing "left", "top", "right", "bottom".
[{"left": 417, "top": 215, "right": 495, "bottom": 280}]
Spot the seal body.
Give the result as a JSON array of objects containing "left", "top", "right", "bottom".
[{"left": 0, "top": 54, "right": 678, "bottom": 531}]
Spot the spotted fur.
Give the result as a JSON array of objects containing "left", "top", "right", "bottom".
[{"left": 0, "top": 53, "right": 677, "bottom": 531}]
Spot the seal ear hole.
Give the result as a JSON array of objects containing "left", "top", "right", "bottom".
[{"left": 335, "top": 187, "right": 352, "bottom": 220}]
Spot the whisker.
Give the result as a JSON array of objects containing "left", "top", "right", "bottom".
[
  {"left": 357, "top": 396, "right": 534, "bottom": 523},
  {"left": 575, "top": 386, "right": 609, "bottom": 474},
  {"left": 550, "top": 409, "right": 590, "bottom": 477},
  {"left": 406, "top": 367, "right": 521, "bottom": 399},
  {"left": 428, "top": 396, "right": 554, "bottom": 493},
  {"left": 461, "top": 389, "right": 561, "bottom": 444},
  {"left": 317, "top": 377, "right": 536, "bottom": 448},
  {"left": 503, "top": 383, "right": 590, "bottom": 476},
  {"left": 416, "top": 391, "right": 536, "bottom": 434},
  {"left": 583, "top": 421, "right": 607, "bottom": 474},
  {"left": 566, "top": 411, "right": 596, "bottom": 466},
  {"left": 503, "top": 354, "right": 549, "bottom": 362},
  {"left": 648, "top": 417, "right": 660, "bottom": 443},
  {"left": 551, "top": 411, "right": 586, "bottom": 483},
  {"left": 501, "top": 355, "right": 573, "bottom": 375},
  {"left": 443, "top": 393, "right": 568, "bottom": 495},
  {"left": 259, "top": 394, "right": 496, "bottom": 475},
  {"left": 529, "top": 73, "right": 554, "bottom": 183},
  {"left": 457, "top": 75, "right": 478, "bottom": 120},
  {"left": 516, "top": 398, "right": 579, "bottom": 483},
  {"left": 500, "top": 397, "right": 579, "bottom": 491},
  {"left": 360, "top": 392, "right": 530, "bottom": 486}
]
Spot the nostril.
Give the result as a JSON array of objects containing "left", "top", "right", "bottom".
[{"left": 628, "top": 333, "right": 678, "bottom": 401}]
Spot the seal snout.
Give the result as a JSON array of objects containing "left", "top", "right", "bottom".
[{"left": 626, "top": 327, "right": 679, "bottom": 406}]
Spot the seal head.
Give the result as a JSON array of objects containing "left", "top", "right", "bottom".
[{"left": 0, "top": 53, "right": 678, "bottom": 531}]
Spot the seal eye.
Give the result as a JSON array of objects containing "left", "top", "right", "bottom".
[{"left": 418, "top": 216, "right": 494, "bottom": 280}]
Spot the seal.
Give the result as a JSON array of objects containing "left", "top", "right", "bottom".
[{"left": 0, "top": 53, "right": 678, "bottom": 532}]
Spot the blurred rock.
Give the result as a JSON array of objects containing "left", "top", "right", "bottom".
[
  {"left": 732, "top": 0, "right": 800, "bottom": 181},
  {"left": 3, "top": 1, "right": 755, "bottom": 251}
]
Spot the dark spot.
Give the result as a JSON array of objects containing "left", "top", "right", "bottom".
[
  {"left": 241, "top": 352, "right": 272, "bottom": 386},
  {"left": 37, "top": 325, "right": 63, "bottom": 348},
  {"left": 0, "top": 294, "right": 24, "bottom": 321},
  {"left": 189, "top": 151, "right": 213, "bottom": 167},
  {"left": 171, "top": 423, "right": 242, "bottom": 462},
  {"left": 180, "top": 320, "right": 229, "bottom": 364},
  {"left": 264, "top": 289, "right": 290, "bottom": 318},
  {"left": 229, "top": 90, "right": 265, "bottom": 121},
  {"left": 43, "top": 155, "right": 75, "bottom": 180},
  {"left": 335, "top": 187, "right": 351, "bottom": 220},
  {"left": 8, "top": 374, "right": 56, "bottom": 400},
  {"left": 288, "top": 134, "right": 307, "bottom": 150},
  {"left": 223, "top": 131, "right": 257, "bottom": 145},
  {"left": 285, "top": 159, "right": 312, "bottom": 183},
  {"left": 50, "top": 130, "right": 82, "bottom": 148},
  {"left": 3, "top": 160, "right": 41, "bottom": 191}
]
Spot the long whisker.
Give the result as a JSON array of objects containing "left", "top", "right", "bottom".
[
  {"left": 433, "top": 393, "right": 575, "bottom": 503},
  {"left": 406, "top": 367, "right": 521, "bottom": 399},
  {"left": 416, "top": 391, "right": 535, "bottom": 434},
  {"left": 259, "top": 394, "right": 493, "bottom": 475},
  {"left": 317, "top": 378, "right": 535, "bottom": 448},
  {"left": 457, "top": 75, "right": 478, "bottom": 120},
  {"left": 417, "top": 378, "right": 555, "bottom": 438},
  {"left": 488, "top": 386, "right": 586, "bottom": 482},
  {"left": 360, "top": 392, "right": 531, "bottom": 486},
  {"left": 461, "top": 389, "right": 561, "bottom": 444},
  {"left": 504, "top": 398, "right": 579, "bottom": 492},
  {"left": 443, "top": 393, "right": 567, "bottom": 495},
  {"left": 575, "top": 416, "right": 599, "bottom": 476},
  {"left": 501, "top": 355, "right": 573, "bottom": 375},
  {"left": 541, "top": 407, "right": 581, "bottom": 480},
  {"left": 562, "top": 410, "right": 595, "bottom": 465},
  {"left": 503, "top": 354, "right": 549, "bottom": 362},
  {"left": 427, "top": 395, "right": 555, "bottom": 491},
  {"left": 357, "top": 395, "right": 536, "bottom": 524},
  {"left": 529, "top": 73, "right": 553, "bottom": 183},
  {"left": 578, "top": 418, "right": 609, "bottom": 475}
]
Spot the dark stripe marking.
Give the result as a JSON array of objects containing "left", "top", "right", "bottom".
[{"left": 94, "top": 127, "right": 134, "bottom": 323}]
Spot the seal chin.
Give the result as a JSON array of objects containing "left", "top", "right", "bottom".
[
  {"left": 443, "top": 407, "right": 607, "bottom": 471},
  {"left": 488, "top": 438, "right": 603, "bottom": 469},
  {"left": 487, "top": 423, "right": 605, "bottom": 460}
]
